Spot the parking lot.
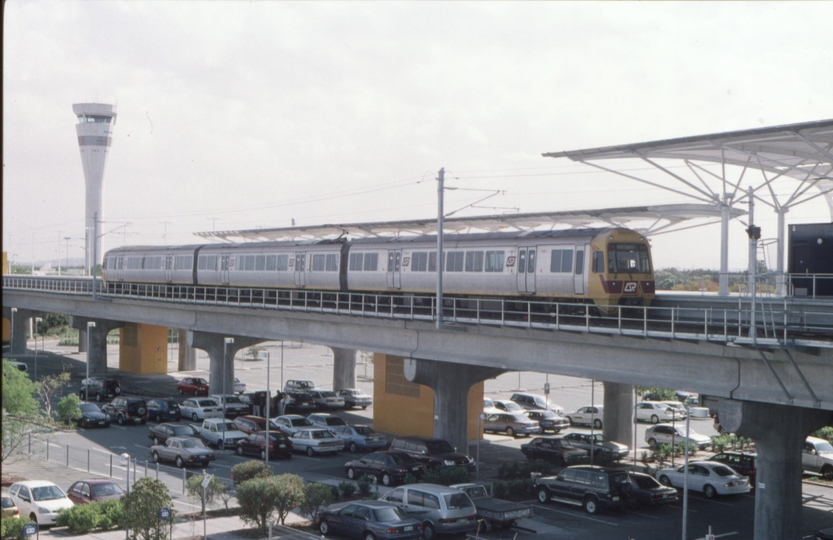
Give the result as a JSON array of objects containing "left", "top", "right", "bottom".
[{"left": 6, "top": 339, "right": 833, "bottom": 539}]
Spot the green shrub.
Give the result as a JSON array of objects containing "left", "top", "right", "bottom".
[
  {"left": 813, "top": 426, "right": 833, "bottom": 443},
  {"left": 402, "top": 473, "right": 418, "bottom": 485},
  {"left": 55, "top": 503, "right": 98, "bottom": 533},
  {"left": 237, "top": 474, "right": 305, "bottom": 531},
  {"left": 338, "top": 481, "right": 357, "bottom": 499},
  {"left": 299, "top": 483, "right": 334, "bottom": 523},
  {"left": 357, "top": 475, "right": 375, "bottom": 496},
  {"left": 230, "top": 460, "right": 272, "bottom": 487},
  {"left": 328, "top": 484, "right": 341, "bottom": 501},
  {"left": 507, "top": 479, "right": 534, "bottom": 499},
  {"left": 1, "top": 517, "right": 36, "bottom": 540},
  {"left": 122, "top": 477, "right": 174, "bottom": 540},
  {"left": 57, "top": 393, "right": 83, "bottom": 426},
  {"left": 492, "top": 481, "right": 508, "bottom": 499},
  {"left": 420, "top": 466, "right": 469, "bottom": 486},
  {"left": 98, "top": 499, "right": 125, "bottom": 529},
  {"left": 497, "top": 460, "right": 555, "bottom": 480},
  {"left": 186, "top": 474, "right": 227, "bottom": 513}
]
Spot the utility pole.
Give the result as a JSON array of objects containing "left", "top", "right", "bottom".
[{"left": 436, "top": 168, "right": 444, "bottom": 330}]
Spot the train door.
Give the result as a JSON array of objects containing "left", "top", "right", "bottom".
[
  {"left": 116, "top": 257, "right": 124, "bottom": 280},
  {"left": 386, "top": 250, "right": 402, "bottom": 288},
  {"left": 574, "top": 247, "right": 586, "bottom": 295},
  {"left": 220, "top": 254, "right": 231, "bottom": 285},
  {"left": 516, "top": 247, "right": 537, "bottom": 293},
  {"left": 165, "top": 255, "right": 173, "bottom": 283},
  {"left": 294, "top": 252, "right": 306, "bottom": 287}
]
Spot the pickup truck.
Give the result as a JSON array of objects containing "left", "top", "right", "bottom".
[
  {"left": 194, "top": 418, "right": 248, "bottom": 450},
  {"left": 803, "top": 436, "right": 833, "bottom": 481},
  {"left": 450, "top": 483, "right": 532, "bottom": 531}
]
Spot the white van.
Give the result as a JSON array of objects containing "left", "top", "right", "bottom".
[{"left": 378, "top": 483, "right": 478, "bottom": 539}]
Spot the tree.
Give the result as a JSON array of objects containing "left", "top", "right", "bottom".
[
  {"left": 37, "top": 372, "right": 71, "bottom": 419},
  {"left": 236, "top": 474, "right": 305, "bottom": 532},
  {"left": 122, "top": 477, "right": 174, "bottom": 540},
  {"left": 2, "top": 359, "right": 42, "bottom": 465},
  {"left": 186, "top": 474, "right": 227, "bottom": 514},
  {"left": 299, "top": 482, "right": 333, "bottom": 524},
  {"left": 57, "top": 393, "right": 83, "bottom": 426},
  {"left": 230, "top": 459, "right": 272, "bottom": 487}
]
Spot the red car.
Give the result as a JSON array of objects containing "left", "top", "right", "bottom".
[
  {"left": 232, "top": 415, "right": 268, "bottom": 435},
  {"left": 235, "top": 432, "right": 293, "bottom": 460},
  {"left": 66, "top": 480, "right": 124, "bottom": 504},
  {"left": 177, "top": 377, "right": 209, "bottom": 396}
]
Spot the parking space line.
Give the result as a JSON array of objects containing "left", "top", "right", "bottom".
[{"left": 531, "top": 504, "right": 618, "bottom": 526}]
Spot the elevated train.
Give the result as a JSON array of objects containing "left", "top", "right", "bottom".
[{"left": 102, "top": 227, "right": 655, "bottom": 314}]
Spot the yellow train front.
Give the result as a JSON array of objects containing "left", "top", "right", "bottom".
[{"left": 586, "top": 228, "right": 655, "bottom": 313}]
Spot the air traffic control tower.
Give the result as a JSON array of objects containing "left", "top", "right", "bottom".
[{"left": 73, "top": 103, "right": 117, "bottom": 274}]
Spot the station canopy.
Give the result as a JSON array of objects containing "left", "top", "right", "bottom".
[{"left": 195, "top": 203, "right": 744, "bottom": 243}]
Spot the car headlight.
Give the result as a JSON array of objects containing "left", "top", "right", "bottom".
[
  {"left": 105, "top": 414, "right": 111, "bottom": 420},
  {"left": 39, "top": 507, "right": 51, "bottom": 514},
  {"left": 443, "top": 459, "right": 456, "bottom": 466}
]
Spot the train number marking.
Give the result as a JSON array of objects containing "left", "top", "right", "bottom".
[{"left": 624, "top": 282, "right": 637, "bottom": 293}]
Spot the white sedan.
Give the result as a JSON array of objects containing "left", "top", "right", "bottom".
[
  {"left": 656, "top": 461, "right": 750, "bottom": 498},
  {"left": 566, "top": 406, "right": 604, "bottom": 429},
  {"left": 179, "top": 398, "right": 224, "bottom": 421},
  {"left": 289, "top": 428, "right": 344, "bottom": 456},
  {"left": 634, "top": 402, "right": 686, "bottom": 424},
  {"left": 8, "top": 481, "right": 74, "bottom": 525},
  {"left": 234, "top": 378, "right": 246, "bottom": 394}
]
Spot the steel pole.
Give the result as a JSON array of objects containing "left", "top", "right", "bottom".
[
  {"left": 34, "top": 317, "right": 42, "bottom": 380},
  {"left": 682, "top": 408, "right": 690, "bottom": 540},
  {"left": 265, "top": 351, "right": 271, "bottom": 465},
  {"left": 86, "top": 322, "right": 96, "bottom": 402},
  {"left": 436, "top": 167, "right": 444, "bottom": 330}
]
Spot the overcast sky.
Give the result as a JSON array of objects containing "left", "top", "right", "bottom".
[{"left": 4, "top": 1, "right": 832, "bottom": 271}]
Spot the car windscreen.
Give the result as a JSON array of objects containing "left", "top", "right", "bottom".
[
  {"left": 712, "top": 465, "right": 737, "bottom": 477},
  {"left": 31, "top": 485, "right": 66, "bottom": 501},
  {"left": 181, "top": 439, "right": 206, "bottom": 448},
  {"left": 194, "top": 378, "right": 207, "bottom": 384},
  {"left": 172, "top": 426, "right": 197, "bottom": 436},
  {"left": 224, "top": 396, "right": 242, "bottom": 404},
  {"left": 290, "top": 418, "right": 312, "bottom": 427},
  {"left": 312, "top": 431, "right": 335, "bottom": 439},
  {"left": 632, "top": 475, "right": 660, "bottom": 489},
  {"left": 320, "top": 391, "right": 337, "bottom": 398},
  {"left": 425, "top": 440, "right": 455, "bottom": 454},
  {"left": 165, "top": 401, "right": 180, "bottom": 410},
  {"left": 92, "top": 483, "right": 124, "bottom": 496},
  {"left": 390, "top": 453, "right": 418, "bottom": 464},
  {"left": 198, "top": 400, "right": 219, "bottom": 407},
  {"left": 816, "top": 441, "right": 833, "bottom": 453},
  {"left": 354, "top": 426, "right": 373, "bottom": 435},
  {"left": 443, "top": 493, "right": 473, "bottom": 509},
  {"left": 373, "top": 506, "right": 405, "bottom": 522},
  {"left": 326, "top": 417, "right": 346, "bottom": 425},
  {"left": 80, "top": 404, "right": 100, "bottom": 413}
]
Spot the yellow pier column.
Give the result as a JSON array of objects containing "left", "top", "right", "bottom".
[{"left": 119, "top": 323, "right": 169, "bottom": 374}]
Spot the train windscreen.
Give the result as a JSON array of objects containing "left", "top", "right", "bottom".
[{"left": 607, "top": 243, "right": 651, "bottom": 274}]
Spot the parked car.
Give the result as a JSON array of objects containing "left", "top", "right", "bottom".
[
  {"left": 307, "top": 389, "right": 345, "bottom": 409},
  {"left": 79, "top": 378, "right": 121, "bottom": 402},
  {"left": 7, "top": 361, "right": 28, "bottom": 374},
  {"left": 635, "top": 402, "right": 685, "bottom": 424},
  {"left": 7, "top": 481, "right": 74, "bottom": 525},
  {"left": 76, "top": 403, "right": 111, "bottom": 428},
  {"left": 803, "top": 436, "right": 833, "bottom": 481},
  {"left": 66, "top": 480, "right": 124, "bottom": 505},
  {"left": 232, "top": 415, "right": 268, "bottom": 435},
  {"left": 509, "top": 393, "right": 565, "bottom": 415},
  {"left": 520, "top": 437, "right": 589, "bottom": 467},
  {"left": 483, "top": 412, "right": 541, "bottom": 438},
  {"left": 101, "top": 397, "right": 148, "bottom": 425},
  {"left": 623, "top": 472, "right": 678, "bottom": 507},
  {"left": 147, "top": 423, "right": 201, "bottom": 447},
  {"left": 562, "top": 433, "right": 630, "bottom": 461},
  {"left": 1, "top": 495, "right": 19, "bottom": 518},
  {"left": 336, "top": 388, "right": 372, "bottom": 409},
  {"left": 284, "top": 379, "right": 316, "bottom": 393},
  {"left": 233, "top": 378, "right": 246, "bottom": 394},
  {"left": 492, "top": 399, "right": 525, "bottom": 413},
  {"left": 283, "top": 391, "right": 319, "bottom": 413},
  {"left": 524, "top": 410, "right": 569, "bottom": 433},
  {"left": 345, "top": 451, "right": 427, "bottom": 486},
  {"left": 235, "top": 432, "right": 293, "bottom": 460},
  {"left": 307, "top": 413, "right": 348, "bottom": 432},
  {"left": 656, "top": 461, "right": 750, "bottom": 498},
  {"left": 151, "top": 437, "right": 216, "bottom": 468},
  {"left": 271, "top": 414, "right": 314, "bottom": 436},
  {"left": 333, "top": 425, "right": 388, "bottom": 453},
  {"left": 378, "top": 483, "right": 478, "bottom": 539},
  {"left": 289, "top": 428, "right": 344, "bottom": 456},
  {"left": 708, "top": 451, "right": 758, "bottom": 485},
  {"left": 146, "top": 399, "right": 182, "bottom": 423},
  {"left": 318, "top": 500, "right": 423, "bottom": 540},
  {"left": 645, "top": 424, "right": 711, "bottom": 450},
  {"left": 194, "top": 418, "right": 248, "bottom": 449},
  {"left": 566, "top": 406, "right": 604, "bottom": 429},
  {"left": 176, "top": 377, "right": 209, "bottom": 396},
  {"left": 388, "top": 436, "right": 475, "bottom": 470},
  {"left": 483, "top": 397, "right": 500, "bottom": 414},
  {"left": 210, "top": 394, "right": 250, "bottom": 417},
  {"left": 450, "top": 483, "right": 533, "bottom": 531},
  {"left": 534, "top": 465, "right": 631, "bottom": 514},
  {"left": 180, "top": 398, "right": 223, "bottom": 421}
]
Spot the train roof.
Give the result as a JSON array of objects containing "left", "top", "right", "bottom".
[{"left": 347, "top": 227, "right": 630, "bottom": 245}]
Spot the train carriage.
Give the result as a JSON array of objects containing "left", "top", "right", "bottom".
[{"left": 103, "top": 245, "right": 199, "bottom": 285}]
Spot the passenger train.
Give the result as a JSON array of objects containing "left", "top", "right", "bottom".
[{"left": 102, "top": 227, "right": 655, "bottom": 314}]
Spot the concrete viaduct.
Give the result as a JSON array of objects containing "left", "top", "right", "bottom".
[{"left": 3, "top": 286, "right": 833, "bottom": 540}]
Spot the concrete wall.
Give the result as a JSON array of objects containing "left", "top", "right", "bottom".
[{"left": 119, "top": 323, "right": 168, "bottom": 374}]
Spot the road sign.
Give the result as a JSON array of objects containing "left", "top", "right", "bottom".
[
  {"left": 22, "top": 523, "right": 38, "bottom": 537},
  {"left": 202, "top": 474, "right": 213, "bottom": 488},
  {"left": 158, "top": 507, "right": 171, "bottom": 520}
]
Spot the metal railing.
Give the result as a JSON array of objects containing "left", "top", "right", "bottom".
[{"left": 4, "top": 275, "right": 832, "bottom": 347}]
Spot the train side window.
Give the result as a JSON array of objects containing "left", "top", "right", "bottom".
[
  {"left": 326, "top": 254, "right": 338, "bottom": 271},
  {"left": 518, "top": 250, "right": 526, "bottom": 273},
  {"left": 412, "top": 252, "right": 427, "bottom": 272},
  {"left": 428, "top": 252, "right": 437, "bottom": 272},
  {"left": 550, "top": 250, "right": 562, "bottom": 272},
  {"left": 350, "top": 253, "right": 363, "bottom": 271},
  {"left": 276, "top": 255, "right": 289, "bottom": 271},
  {"left": 245, "top": 255, "right": 256, "bottom": 271},
  {"left": 266, "top": 255, "right": 277, "bottom": 271},
  {"left": 560, "top": 250, "right": 572, "bottom": 272},
  {"left": 575, "top": 250, "right": 584, "bottom": 274},
  {"left": 592, "top": 252, "right": 604, "bottom": 273},
  {"left": 528, "top": 249, "right": 536, "bottom": 272},
  {"left": 446, "top": 251, "right": 464, "bottom": 272},
  {"left": 312, "top": 254, "right": 325, "bottom": 271},
  {"left": 364, "top": 253, "right": 379, "bottom": 271},
  {"left": 485, "top": 251, "right": 504, "bottom": 272},
  {"left": 256, "top": 255, "right": 266, "bottom": 271},
  {"left": 465, "top": 251, "right": 484, "bottom": 272}
]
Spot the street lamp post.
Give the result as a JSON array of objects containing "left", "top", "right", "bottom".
[
  {"left": 85, "top": 322, "right": 96, "bottom": 402},
  {"left": 223, "top": 338, "right": 234, "bottom": 423},
  {"left": 10, "top": 307, "right": 17, "bottom": 356},
  {"left": 34, "top": 317, "right": 42, "bottom": 380},
  {"left": 264, "top": 351, "right": 271, "bottom": 465},
  {"left": 681, "top": 405, "right": 691, "bottom": 540}
]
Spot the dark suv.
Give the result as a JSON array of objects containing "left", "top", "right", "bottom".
[
  {"left": 102, "top": 397, "right": 149, "bottom": 425},
  {"left": 708, "top": 451, "right": 757, "bottom": 485},
  {"left": 80, "top": 378, "right": 122, "bottom": 402},
  {"left": 535, "top": 465, "right": 631, "bottom": 514},
  {"left": 388, "top": 436, "right": 475, "bottom": 470}
]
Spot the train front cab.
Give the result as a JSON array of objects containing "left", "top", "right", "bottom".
[{"left": 589, "top": 229, "right": 655, "bottom": 314}]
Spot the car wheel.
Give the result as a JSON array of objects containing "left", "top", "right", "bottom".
[
  {"left": 650, "top": 415, "right": 659, "bottom": 424},
  {"left": 583, "top": 497, "right": 599, "bottom": 515},
  {"left": 349, "top": 442, "right": 358, "bottom": 453},
  {"left": 80, "top": 391, "right": 85, "bottom": 400},
  {"left": 307, "top": 446, "right": 315, "bottom": 457},
  {"left": 30, "top": 513, "right": 38, "bottom": 525},
  {"left": 822, "top": 465, "right": 833, "bottom": 481},
  {"left": 96, "top": 394, "right": 102, "bottom": 402},
  {"left": 703, "top": 484, "right": 717, "bottom": 499},
  {"left": 567, "top": 417, "right": 574, "bottom": 425},
  {"left": 194, "top": 390, "right": 199, "bottom": 396},
  {"left": 259, "top": 450, "right": 266, "bottom": 460},
  {"left": 347, "top": 467, "right": 356, "bottom": 479},
  {"left": 593, "top": 419, "right": 603, "bottom": 429},
  {"left": 236, "top": 446, "right": 244, "bottom": 456},
  {"left": 362, "top": 406, "right": 368, "bottom": 410},
  {"left": 506, "top": 427, "right": 516, "bottom": 438},
  {"left": 152, "top": 451, "right": 160, "bottom": 463},
  {"left": 155, "top": 414, "right": 161, "bottom": 423},
  {"left": 658, "top": 475, "right": 672, "bottom": 486},
  {"left": 422, "top": 522, "right": 436, "bottom": 540},
  {"left": 153, "top": 437, "right": 160, "bottom": 446},
  {"left": 537, "top": 487, "right": 550, "bottom": 504},
  {"left": 218, "top": 440, "right": 225, "bottom": 450},
  {"left": 382, "top": 473, "right": 392, "bottom": 486},
  {"left": 648, "top": 438, "right": 659, "bottom": 449},
  {"left": 176, "top": 456, "right": 184, "bottom": 468},
  {"left": 319, "top": 519, "right": 331, "bottom": 535},
  {"left": 364, "top": 533, "right": 377, "bottom": 540},
  {"left": 179, "top": 388, "right": 184, "bottom": 395},
  {"left": 117, "top": 414, "right": 125, "bottom": 425},
  {"left": 192, "top": 413, "right": 199, "bottom": 421}
]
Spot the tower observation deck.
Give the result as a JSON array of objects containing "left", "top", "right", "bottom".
[{"left": 73, "top": 102, "right": 117, "bottom": 275}]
